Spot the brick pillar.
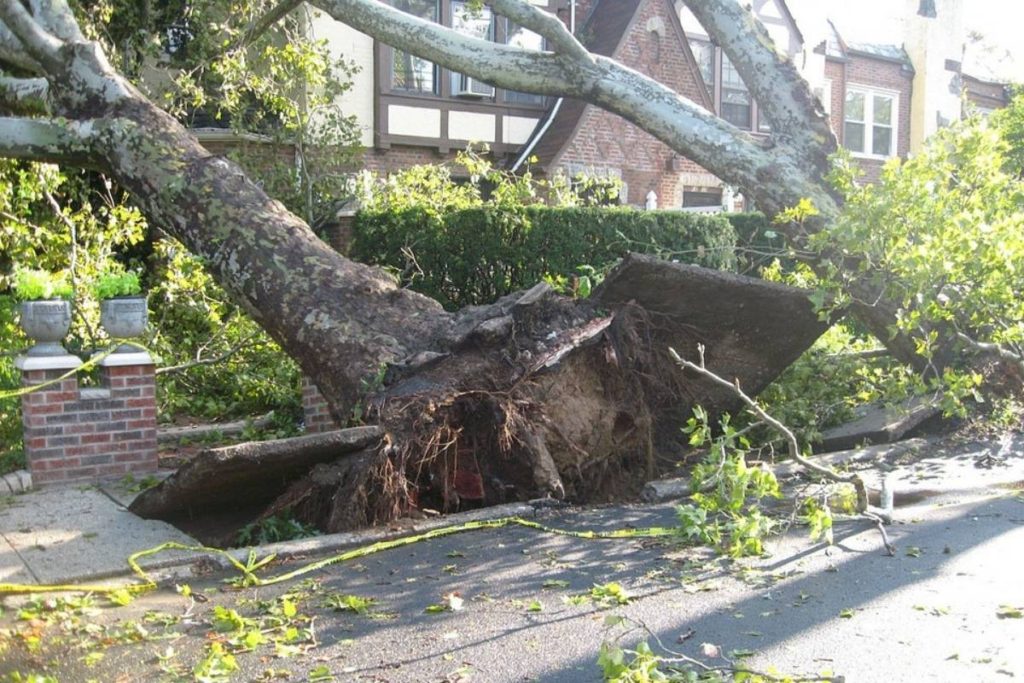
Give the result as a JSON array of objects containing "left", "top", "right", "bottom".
[
  {"left": 98, "top": 352, "right": 159, "bottom": 476},
  {"left": 17, "top": 354, "right": 83, "bottom": 486},
  {"left": 16, "top": 351, "right": 158, "bottom": 486},
  {"left": 301, "top": 375, "right": 340, "bottom": 434}
]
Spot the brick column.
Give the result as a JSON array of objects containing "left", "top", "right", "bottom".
[
  {"left": 98, "top": 352, "right": 159, "bottom": 476},
  {"left": 301, "top": 375, "right": 340, "bottom": 434},
  {"left": 17, "top": 354, "right": 83, "bottom": 485},
  {"left": 16, "top": 351, "right": 158, "bottom": 486}
]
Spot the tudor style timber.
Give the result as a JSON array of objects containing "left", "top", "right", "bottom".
[{"left": 295, "top": 0, "right": 1012, "bottom": 208}]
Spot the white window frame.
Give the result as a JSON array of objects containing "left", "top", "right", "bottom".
[{"left": 844, "top": 85, "right": 899, "bottom": 160}]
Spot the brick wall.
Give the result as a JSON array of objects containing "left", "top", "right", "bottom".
[
  {"left": 301, "top": 376, "right": 340, "bottom": 434},
  {"left": 18, "top": 354, "right": 158, "bottom": 486},
  {"left": 828, "top": 54, "right": 914, "bottom": 184},
  {"left": 556, "top": 0, "right": 715, "bottom": 207}
]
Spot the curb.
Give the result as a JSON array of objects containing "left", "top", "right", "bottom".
[
  {"left": 0, "top": 470, "right": 32, "bottom": 495},
  {"left": 123, "top": 501, "right": 546, "bottom": 584}
]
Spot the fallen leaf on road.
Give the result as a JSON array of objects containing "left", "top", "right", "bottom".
[{"left": 996, "top": 605, "right": 1023, "bottom": 619}]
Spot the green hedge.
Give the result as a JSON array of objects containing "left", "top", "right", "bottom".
[
  {"left": 725, "top": 212, "right": 795, "bottom": 275},
  {"left": 352, "top": 206, "right": 737, "bottom": 309}
]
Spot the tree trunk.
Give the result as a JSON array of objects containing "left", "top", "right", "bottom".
[
  {"left": 0, "top": 0, "right": 978, "bottom": 534},
  {"left": 133, "top": 255, "right": 829, "bottom": 533}
]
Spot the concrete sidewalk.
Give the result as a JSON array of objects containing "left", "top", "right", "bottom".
[{"left": 0, "top": 483, "right": 199, "bottom": 587}]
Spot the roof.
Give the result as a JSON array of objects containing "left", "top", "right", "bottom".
[
  {"left": 520, "top": 0, "right": 713, "bottom": 172},
  {"left": 823, "top": 19, "right": 846, "bottom": 59},
  {"left": 845, "top": 41, "right": 913, "bottom": 66}
]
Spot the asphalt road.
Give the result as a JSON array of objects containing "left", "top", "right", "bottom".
[
  {"left": 0, "top": 489, "right": 1019, "bottom": 679},
  {"left": 2, "top": 444, "right": 1023, "bottom": 682}
]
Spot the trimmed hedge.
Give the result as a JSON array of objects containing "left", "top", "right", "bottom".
[
  {"left": 352, "top": 206, "right": 737, "bottom": 309},
  {"left": 726, "top": 212, "right": 795, "bottom": 275}
]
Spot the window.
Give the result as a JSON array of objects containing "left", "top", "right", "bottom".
[
  {"left": 691, "top": 39, "right": 715, "bottom": 102},
  {"left": 391, "top": 0, "right": 439, "bottom": 93},
  {"left": 691, "top": 40, "right": 770, "bottom": 132},
  {"left": 720, "top": 57, "right": 751, "bottom": 129},
  {"left": 386, "top": 0, "right": 549, "bottom": 106},
  {"left": 844, "top": 88, "right": 897, "bottom": 157},
  {"left": 449, "top": 1, "right": 495, "bottom": 97},
  {"left": 504, "top": 19, "right": 545, "bottom": 104},
  {"left": 813, "top": 79, "right": 832, "bottom": 116}
]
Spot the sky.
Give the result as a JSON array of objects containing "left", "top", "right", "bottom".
[{"left": 802, "top": 0, "right": 1024, "bottom": 82}]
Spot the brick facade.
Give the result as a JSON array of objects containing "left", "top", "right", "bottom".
[
  {"left": 826, "top": 53, "right": 914, "bottom": 184},
  {"left": 552, "top": 0, "right": 717, "bottom": 207},
  {"left": 301, "top": 376, "right": 341, "bottom": 434},
  {"left": 17, "top": 353, "right": 158, "bottom": 486}
]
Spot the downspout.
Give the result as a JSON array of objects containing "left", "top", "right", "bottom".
[{"left": 510, "top": 0, "right": 575, "bottom": 171}]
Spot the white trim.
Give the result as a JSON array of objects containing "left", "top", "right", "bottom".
[
  {"left": 15, "top": 354, "right": 82, "bottom": 371},
  {"left": 96, "top": 351, "right": 155, "bottom": 367},
  {"left": 814, "top": 78, "right": 832, "bottom": 116},
  {"left": 844, "top": 84, "right": 900, "bottom": 160}
]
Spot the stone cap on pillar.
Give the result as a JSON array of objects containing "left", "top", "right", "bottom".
[
  {"left": 14, "top": 354, "right": 83, "bottom": 372},
  {"left": 95, "top": 351, "right": 155, "bottom": 367}
]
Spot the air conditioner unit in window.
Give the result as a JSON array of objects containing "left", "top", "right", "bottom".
[{"left": 456, "top": 75, "right": 495, "bottom": 98}]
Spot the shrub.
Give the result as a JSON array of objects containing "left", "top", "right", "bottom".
[
  {"left": 93, "top": 270, "right": 142, "bottom": 299},
  {"left": 352, "top": 205, "right": 737, "bottom": 309},
  {"left": 12, "top": 269, "right": 73, "bottom": 301},
  {"left": 725, "top": 211, "right": 796, "bottom": 276}
]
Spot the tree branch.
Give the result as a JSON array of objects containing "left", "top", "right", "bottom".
[
  {"left": 0, "top": 75, "right": 48, "bottom": 114},
  {"left": 309, "top": 0, "right": 831, "bottom": 216},
  {"left": 156, "top": 331, "right": 260, "bottom": 375},
  {"left": 0, "top": 116, "right": 101, "bottom": 166},
  {"left": 310, "top": 0, "right": 579, "bottom": 94},
  {"left": 239, "top": 0, "right": 302, "bottom": 49},
  {"left": 682, "top": 0, "right": 836, "bottom": 170},
  {"left": 669, "top": 345, "right": 868, "bottom": 510},
  {"left": 0, "top": 23, "right": 45, "bottom": 73},
  {"left": 487, "top": 0, "right": 589, "bottom": 61},
  {"left": 0, "top": 0, "right": 65, "bottom": 73}
]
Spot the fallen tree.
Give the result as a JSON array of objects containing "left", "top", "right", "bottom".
[
  {"left": 133, "top": 256, "right": 828, "bottom": 532},
  {"left": 1, "top": 0, "right": 1012, "bottom": 531}
]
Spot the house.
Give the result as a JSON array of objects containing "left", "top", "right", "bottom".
[{"left": 299, "top": 0, "right": 1011, "bottom": 210}]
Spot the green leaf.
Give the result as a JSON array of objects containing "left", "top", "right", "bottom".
[{"left": 997, "top": 605, "right": 1023, "bottom": 619}]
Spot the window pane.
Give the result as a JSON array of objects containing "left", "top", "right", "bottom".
[
  {"left": 721, "top": 57, "right": 746, "bottom": 90},
  {"left": 872, "top": 125, "right": 892, "bottom": 156},
  {"left": 505, "top": 21, "right": 545, "bottom": 104},
  {"left": 873, "top": 95, "right": 893, "bottom": 125},
  {"left": 844, "top": 122, "right": 865, "bottom": 152},
  {"left": 392, "top": 0, "right": 438, "bottom": 93},
  {"left": 506, "top": 21, "right": 542, "bottom": 50},
  {"left": 451, "top": 0, "right": 493, "bottom": 39},
  {"left": 722, "top": 96, "right": 751, "bottom": 128},
  {"left": 845, "top": 91, "right": 865, "bottom": 121},
  {"left": 691, "top": 40, "right": 715, "bottom": 100},
  {"left": 450, "top": 1, "right": 495, "bottom": 97}
]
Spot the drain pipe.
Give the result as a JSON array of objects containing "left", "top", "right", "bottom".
[{"left": 511, "top": 0, "right": 575, "bottom": 172}]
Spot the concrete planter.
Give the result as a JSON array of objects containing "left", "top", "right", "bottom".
[
  {"left": 100, "top": 295, "right": 148, "bottom": 351},
  {"left": 18, "top": 299, "right": 72, "bottom": 356}
]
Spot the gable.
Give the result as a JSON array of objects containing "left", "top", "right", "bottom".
[{"left": 529, "top": 0, "right": 714, "bottom": 172}]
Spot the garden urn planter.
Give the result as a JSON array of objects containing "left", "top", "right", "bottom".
[
  {"left": 19, "top": 300, "right": 73, "bottom": 356},
  {"left": 100, "top": 295, "right": 149, "bottom": 351}
]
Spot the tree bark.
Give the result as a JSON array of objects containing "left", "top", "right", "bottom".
[{"left": 0, "top": 0, "right": 966, "bottom": 532}]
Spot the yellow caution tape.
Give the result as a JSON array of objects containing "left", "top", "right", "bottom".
[{"left": 0, "top": 516, "right": 677, "bottom": 596}]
